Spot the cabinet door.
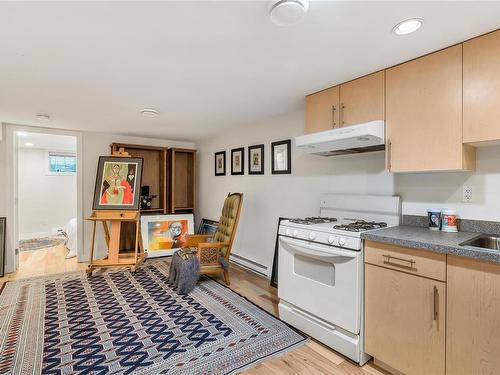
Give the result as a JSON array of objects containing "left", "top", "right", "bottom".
[
  {"left": 386, "top": 45, "right": 474, "bottom": 172},
  {"left": 339, "top": 71, "right": 385, "bottom": 127},
  {"left": 305, "top": 86, "right": 340, "bottom": 133},
  {"left": 463, "top": 30, "right": 500, "bottom": 143},
  {"left": 447, "top": 256, "right": 500, "bottom": 375},
  {"left": 365, "top": 264, "right": 446, "bottom": 375}
]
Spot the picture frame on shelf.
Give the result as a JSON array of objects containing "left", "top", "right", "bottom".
[
  {"left": 140, "top": 214, "right": 194, "bottom": 258},
  {"left": 197, "top": 218, "right": 219, "bottom": 235},
  {"left": 92, "top": 156, "right": 143, "bottom": 211},
  {"left": 231, "top": 147, "right": 244, "bottom": 175},
  {"left": 0, "top": 217, "right": 5, "bottom": 277},
  {"left": 248, "top": 144, "right": 264, "bottom": 175},
  {"left": 215, "top": 151, "right": 226, "bottom": 176},
  {"left": 271, "top": 139, "right": 291, "bottom": 174}
]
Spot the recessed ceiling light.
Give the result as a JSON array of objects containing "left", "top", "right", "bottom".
[
  {"left": 393, "top": 18, "right": 423, "bottom": 35},
  {"left": 35, "top": 113, "right": 51, "bottom": 121},
  {"left": 269, "top": 0, "right": 309, "bottom": 26},
  {"left": 140, "top": 108, "right": 159, "bottom": 118},
  {"left": 17, "top": 131, "right": 28, "bottom": 137},
  {"left": 24, "top": 142, "right": 34, "bottom": 147}
]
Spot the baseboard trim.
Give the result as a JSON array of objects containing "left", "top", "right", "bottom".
[{"left": 230, "top": 253, "right": 269, "bottom": 278}]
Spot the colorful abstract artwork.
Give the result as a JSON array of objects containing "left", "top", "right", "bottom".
[{"left": 141, "top": 214, "right": 194, "bottom": 257}]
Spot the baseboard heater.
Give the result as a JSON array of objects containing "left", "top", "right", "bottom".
[{"left": 230, "top": 253, "right": 268, "bottom": 277}]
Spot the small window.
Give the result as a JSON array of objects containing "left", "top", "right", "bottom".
[{"left": 48, "top": 152, "right": 76, "bottom": 174}]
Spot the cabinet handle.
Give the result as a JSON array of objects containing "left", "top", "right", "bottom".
[
  {"left": 433, "top": 286, "right": 439, "bottom": 321},
  {"left": 340, "top": 103, "right": 345, "bottom": 126},
  {"left": 382, "top": 254, "right": 416, "bottom": 270},
  {"left": 331, "top": 106, "right": 337, "bottom": 128},
  {"left": 387, "top": 139, "right": 392, "bottom": 172}
]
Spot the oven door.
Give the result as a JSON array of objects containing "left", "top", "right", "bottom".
[{"left": 278, "top": 235, "right": 362, "bottom": 334}]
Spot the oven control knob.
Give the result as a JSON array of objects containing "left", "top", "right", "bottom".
[
  {"left": 339, "top": 236, "right": 346, "bottom": 246},
  {"left": 293, "top": 229, "right": 299, "bottom": 237},
  {"left": 328, "top": 235, "right": 335, "bottom": 244},
  {"left": 308, "top": 232, "right": 316, "bottom": 240},
  {"left": 285, "top": 228, "right": 291, "bottom": 236}
]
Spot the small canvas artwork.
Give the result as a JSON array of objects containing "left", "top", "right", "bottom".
[
  {"left": 271, "top": 140, "right": 291, "bottom": 174},
  {"left": 197, "top": 218, "right": 219, "bottom": 235},
  {"left": 215, "top": 151, "right": 226, "bottom": 176},
  {"left": 93, "top": 156, "right": 143, "bottom": 211},
  {"left": 0, "top": 217, "right": 5, "bottom": 277},
  {"left": 248, "top": 144, "right": 264, "bottom": 175},
  {"left": 231, "top": 147, "right": 244, "bottom": 175},
  {"left": 141, "top": 214, "right": 194, "bottom": 258}
]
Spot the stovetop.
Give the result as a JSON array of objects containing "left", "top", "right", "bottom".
[
  {"left": 289, "top": 217, "right": 338, "bottom": 225},
  {"left": 333, "top": 220, "right": 388, "bottom": 232}
]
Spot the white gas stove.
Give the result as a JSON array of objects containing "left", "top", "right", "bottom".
[{"left": 277, "top": 194, "right": 400, "bottom": 365}]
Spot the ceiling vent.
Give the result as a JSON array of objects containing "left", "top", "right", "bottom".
[{"left": 269, "top": 0, "right": 309, "bottom": 26}]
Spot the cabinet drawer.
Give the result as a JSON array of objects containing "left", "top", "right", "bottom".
[{"left": 365, "top": 241, "right": 446, "bottom": 281}]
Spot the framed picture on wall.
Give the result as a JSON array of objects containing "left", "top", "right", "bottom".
[
  {"left": 271, "top": 139, "right": 291, "bottom": 174},
  {"left": 215, "top": 151, "right": 226, "bottom": 176},
  {"left": 0, "top": 217, "right": 5, "bottom": 277},
  {"left": 248, "top": 144, "right": 264, "bottom": 175},
  {"left": 92, "top": 156, "right": 143, "bottom": 211},
  {"left": 231, "top": 147, "right": 244, "bottom": 175}
]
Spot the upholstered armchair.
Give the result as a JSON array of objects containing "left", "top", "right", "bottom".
[{"left": 185, "top": 193, "right": 243, "bottom": 285}]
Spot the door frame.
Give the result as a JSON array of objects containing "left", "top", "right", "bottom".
[{"left": 4, "top": 124, "right": 84, "bottom": 273}]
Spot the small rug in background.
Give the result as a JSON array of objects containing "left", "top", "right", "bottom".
[
  {"left": 0, "top": 261, "right": 307, "bottom": 374},
  {"left": 18, "top": 235, "right": 66, "bottom": 251}
]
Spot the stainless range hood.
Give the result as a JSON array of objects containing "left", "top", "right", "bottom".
[{"left": 295, "top": 120, "right": 385, "bottom": 156}]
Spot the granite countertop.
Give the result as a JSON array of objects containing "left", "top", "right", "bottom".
[{"left": 361, "top": 225, "right": 500, "bottom": 264}]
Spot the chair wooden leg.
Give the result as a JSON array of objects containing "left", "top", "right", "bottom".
[{"left": 223, "top": 269, "right": 230, "bottom": 286}]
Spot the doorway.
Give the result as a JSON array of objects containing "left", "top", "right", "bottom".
[{"left": 14, "top": 131, "right": 83, "bottom": 278}]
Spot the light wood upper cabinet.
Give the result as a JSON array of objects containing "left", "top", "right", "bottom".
[
  {"left": 463, "top": 30, "right": 500, "bottom": 143},
  {"left": 386, "top": 45, "right": 475, "bottom": 172},
  {"left": 339, "top": 71, "right": 385, "bottom": 127},
  {"left": 365, "top": 263, "right": 446, "bottom": 375},
  {"left": 305, "top": 86, "right": 340, "bottom": 134},
  {"left": 447, "top": 256, "right": 500, "bottom": 375}
]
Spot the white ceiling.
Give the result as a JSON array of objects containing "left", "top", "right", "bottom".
[
  {"left": 17, "top": 132, "right": 77, "bottom": 152},
  {"left": 1, "top": 1, "right": 500, "bottom": 141}
]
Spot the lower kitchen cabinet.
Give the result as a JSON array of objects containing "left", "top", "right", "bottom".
[
  {"left": 447, "top": 256, "right": 500, "bottom": 375},
  {"left": 365, "top": 263, "right": 446, "bottom": 375}
]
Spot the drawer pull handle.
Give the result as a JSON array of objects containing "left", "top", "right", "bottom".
[
  {"left": 382, "top": 254, "right": 416, "bottom": 270},
  {"left": 331, "top": 105, "right": 337, "bottom": 128},
  {"left": 433, "top": 285, "right": 439, "bottom": 321}
]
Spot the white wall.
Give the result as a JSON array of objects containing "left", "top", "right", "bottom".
[
  {"left": 197, "top": 110, "right": 500, "bottom": 276},
  {"left": 395, "top": 146, "right": 500, "bottom": 221},
  {"left": 18, "top": 148, "right": 77, "bottom": 239},
  {"left": 196, "top": 110, "right": 394, "bottom": 275}
]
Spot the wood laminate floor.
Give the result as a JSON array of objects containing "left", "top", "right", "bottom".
[{"left": 0, "top": 251, "right": 388, "bottom": 375}]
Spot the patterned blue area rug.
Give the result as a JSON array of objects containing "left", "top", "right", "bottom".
[{"left": 0, "top": 261, "right": 307, "bottom": 374}]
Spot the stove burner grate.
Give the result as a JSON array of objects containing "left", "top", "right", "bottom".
[
  {"left": 289, "top": 217, "right": 338, "bottom": 225},
  {"left": 333, "top": 220, "right": 388, "bottom": 232}
]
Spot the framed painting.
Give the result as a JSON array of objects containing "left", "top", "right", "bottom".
[
  {"left": 0, "top": 217, "right": 5, "bottom": 278},
  {"left": 248, "top": 144, "right": 264, "bottom": 175},
  {"left": 197, "top": 218, "right": 219, "bottom": 235},
  {"left": 271, "top": 139, "right": 291, "bottom": 174},
  {"left": 215, "top": 151, "right": 226, "bottom": 176},
  {"left": 141, "top": 214, "right": 194, "bottom": 258},
  {"left": 231, "top": 147, "right": 244, "bottom": 175},
  {"left": 92, "top": 156, "right": 143, "bottom": 211}
]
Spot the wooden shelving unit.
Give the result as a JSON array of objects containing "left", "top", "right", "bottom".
[{"left": 167, "top": 148, "right": 196, "bottom": 214}]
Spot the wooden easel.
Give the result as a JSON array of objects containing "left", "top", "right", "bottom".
[{"left": 86, "top": 148, "right": 147, "bottom": 275}]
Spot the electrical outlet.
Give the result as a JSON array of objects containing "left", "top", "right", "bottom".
[{"left": 463, "top": 186, "right": 473, "bottom": 203}]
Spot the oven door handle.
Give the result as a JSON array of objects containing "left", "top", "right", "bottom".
[{"left": 280, "top": 236, "right": 357, "bottom": 259}]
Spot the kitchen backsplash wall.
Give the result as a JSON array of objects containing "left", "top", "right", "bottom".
[
  {"left": 197, "top": 109, "right": 500, "bottom": 274},
  {"left": 196, "top": 110, "right": 394, "bottom": 275}
]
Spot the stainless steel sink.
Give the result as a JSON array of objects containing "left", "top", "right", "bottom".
[{"left": 460, "top": 235, "right": 500, "bottom": 251}]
